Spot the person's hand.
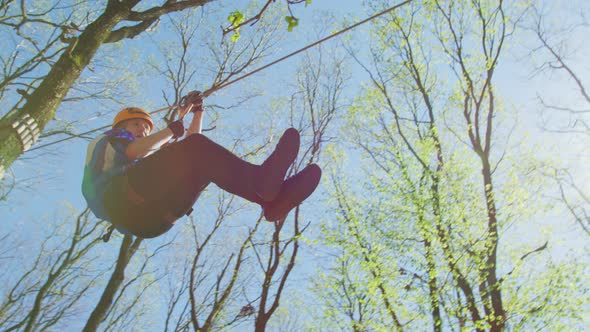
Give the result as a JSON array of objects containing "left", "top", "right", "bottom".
[
  {"left": 177, "top": 91, "right": 203, "bottom": 118},
  {"left": 185, "top": 90, "right": 204, "bottom": 113},
  {"left": 184, "top": 90, "right": 202, "bottom": 105}
]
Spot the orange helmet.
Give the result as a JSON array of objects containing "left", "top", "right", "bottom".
[{"left": 112, "top": 107, "right": 154, "bottom": 131}]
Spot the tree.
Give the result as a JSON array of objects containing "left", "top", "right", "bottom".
[
  {"left": 525, "top": 2, "right": 590, "bottom": 237},
  {"left": 1, "top": 3, "right": 299, "bottom": 329},
  {"left": 250, "top": 37, "right": 346, "bottom": 331},
  {"left": 157, "top": 39, "right": 344, "bottom": 332},
  {"left": 316, "top": 0, "right": 585, "bottom": 330},
  {"left": 82, "top": 235, "right": 142, "bottom": 332},
  {"left": 0, "top": 0, "right": 311, "bottom": 181},
  {"left": 0, "top": 208, "right": 107, "bottom": 331},
  {"left": 99, "top": 5, "right": 339, "bottom": 330},
  {"left": 0, "top": 207, "right": 175, "bottom": 332},
  {"left": 81, "top": 5, "right": 289, "bottom": 330}
]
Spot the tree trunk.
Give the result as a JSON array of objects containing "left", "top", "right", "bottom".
[
  {"left": 481, "top": 158, "right": 505, "bottom": 331},
  {"left": 424, "top": 238, "right": 442, "bottom": 332},
  {"left": 83, "top": 235, "right": 142, "bottom": 332},
  {"left": 0, "top": 1, "right": 132, "bottom": 174}
]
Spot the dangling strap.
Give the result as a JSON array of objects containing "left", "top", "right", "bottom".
[{"left": 102, "top": 225, "right": 115, "bottom": 242}]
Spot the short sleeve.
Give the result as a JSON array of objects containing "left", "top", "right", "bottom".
[{"left": 104, "top": 128, "right": 135, "bottom": 155}]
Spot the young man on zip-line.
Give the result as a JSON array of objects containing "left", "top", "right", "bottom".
[{"left": 82, "top": 91, "right": 321, "bottom": 238}]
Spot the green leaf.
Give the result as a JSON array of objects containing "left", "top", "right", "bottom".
[
  {"left": 231, "top": 32, "right": 240, "bottom": 42},
  {"left": 285, "top": 16, "right": 299, "bottom": 32},
  {"left": 228, "top": 10, "right": 244, "bottom": 27},
  {"left": 305, "top": 0, "right": 312, "bottom": 6}
]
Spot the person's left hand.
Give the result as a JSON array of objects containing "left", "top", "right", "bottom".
[
  {"left": 185, "top": 90, "right": 203, "bottom": 107},
  {"left": 177, "top": 90, "right": 203, "bottom": 118},
  {"left": 186, "top": 90, "right": 204, "bottom": 113}
]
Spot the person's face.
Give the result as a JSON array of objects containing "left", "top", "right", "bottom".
[{"left": 123, "top": 118, "right": 152, "bottom": 138}]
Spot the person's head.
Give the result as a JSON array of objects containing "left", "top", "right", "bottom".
[{"left": 112, "top": 107, "right": 154, "bottom": 138}]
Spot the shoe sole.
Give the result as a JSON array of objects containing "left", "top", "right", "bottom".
[{"left": 264, "top": 164, "right": 322, "bottom": 221}]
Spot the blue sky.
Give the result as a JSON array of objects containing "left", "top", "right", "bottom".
[
  {"left": 1, "top": 0, "right": 587, "bottom": 281},
  {"left": 1, "top": 0, "right": 589, "bottom": 329}
]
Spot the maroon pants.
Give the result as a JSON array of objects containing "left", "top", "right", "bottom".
[{"left": 104, "top": 134, "right": 262, "bottom": 238}]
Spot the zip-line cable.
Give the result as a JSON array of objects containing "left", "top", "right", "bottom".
[
  {"left": 28, "top": 0, "right": 412, "bottom": 152},
  {"left": 200, "top": 0, "right": 413, "bottom": 97}
]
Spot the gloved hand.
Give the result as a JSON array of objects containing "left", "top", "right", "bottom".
[{"left": 183, "top": 91, "right": 203, "bottom": 113}]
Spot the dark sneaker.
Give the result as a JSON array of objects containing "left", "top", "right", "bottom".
[
  {"left": 263, "top": 164, "right": 322, "bottom": 222},
  {"left": 255, "top": 128, "right": 300, "bottom": 202}
]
